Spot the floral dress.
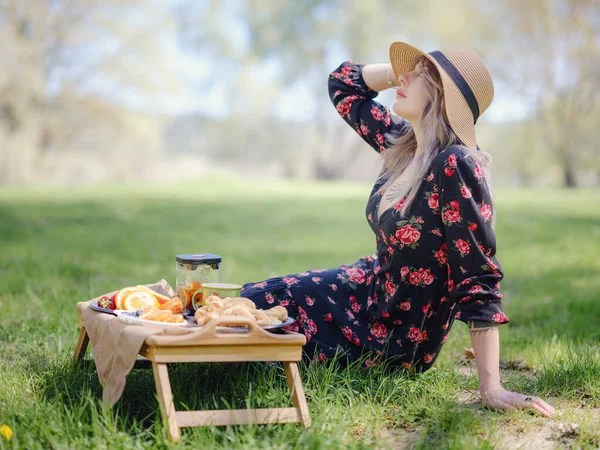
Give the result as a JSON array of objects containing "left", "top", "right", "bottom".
[{"left": 240, "top": 61, "right": 508, "bottom": 371}]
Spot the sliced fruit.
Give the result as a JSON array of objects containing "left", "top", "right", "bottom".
[
  {"left": 135, "top": 285, "right": 171, "bottom": 305},
  {"left": 115, "top": 287, "right": 137, "bottom": 310},
  {"left": 122, "top": 290, "right": 159, "bottom": 311}
]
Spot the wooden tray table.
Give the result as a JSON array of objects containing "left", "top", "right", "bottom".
[{"left": 73, "top": 314, "right": 311, "bottom": 441}]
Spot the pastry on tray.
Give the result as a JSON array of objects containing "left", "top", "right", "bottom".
[{"left": 194, "top": 295, "right": 288, "bottom": 327}]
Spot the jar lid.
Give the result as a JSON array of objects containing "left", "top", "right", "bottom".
[{"left": 176, "top": 253, "right": 222, "bottom": 265}]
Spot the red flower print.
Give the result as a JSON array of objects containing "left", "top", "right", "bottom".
[
  {"left": 318, "top": 352, "right": 328, "bottom": 362},
  {"left": 460, "top": 186, "right": 472, "bottom": 198},
  {"left": 352, "top": 337, "right": 361, "bottom": 346},
  {"left": 422, "top": 304, "right": 430, "bottom": 313},
  {"left": 371, "top": 106, "right": 384, "bottom": 121},
  {"left": 468, "top": 222, "right": 478, "bottom": 231},
  {"left": 431, "top": 228, "right": 443, "bottom": 237},
  {"left": 305, "top": 296, "right": 315, "bottom": 306},
  {"left": 424, "top": 353, "right": 434, "bottom": 364},
  {"left": 456, "top": 239, "right": 471, "bottom": 256},
  {"left": 396, "top": 224, "right": 421, "bottom": 245},
  {"left": 376, "top": 133, "right": 384, "bottom": 144},
  {"left": 449, "top": 200, "right": 460, "bottom": 211},
  {"left": 253, "top": 281, "right": 267, "bottom": 288},
  {"left": 349, "top": 295, "right": 357, "bottom": 303},
  {"left": 312, "top": 277, "right": 322, "bottom": 284},
  {"left": 409, "top": 271, "right": 421, "bottom": 286},
  {"left": 329, "top": 284, "right": 338, "bottom": 291},
  {"left": 469, "top": 285, "right": 484, "bottom": 294},
  {"left": 346, "top": 267, "right": 366, "bottom": 284},
  {"left": 347, "top": 310, "right": 355, "bottom": 320},
  {"left": 474, "top": 164, "right": 484, "bottom": 179},
  {"left": 480, "top": 204, "right": 492, "bottom": 221},
  {"left": 280, "top": 300, "right": 290, "bottom": 307},
  {"left": 341, "top": 66, "right": 352, "bottom": 76},
  {"left": 447, "top": 154, "right": 457, "bottom": 168},
  {"left": 371, "top": 322, "right": 388, "bottom": 338},
  {"left": 283, "top": 277, "right": 298, "bottom": 286},
  {"left": 408, "top": 327, "right": 421, "bottom": 342},
  {"left": 428, "top": 193, "right": 439, "bottom": 210},
  {"left": 384, "top": 280, "right": 397, "bottom": 296},
  {"left": 342, "top": 326, "right": 353, "bottom": 341},
  {"left": 360, "top": 124, "right": 369, "bottom": 135},
  {"left": 459, "top": 295, "right": 471, "bottom": 303},
  {"left": 402, "top": 362, "right": 412, "bottom": 369},
  {"left": 384, "top": 110, "right": 391, "bottom": 126},
  {"left": 298, "top": 306, "right": 308, "bottom": 323},
  {"left": 400, "top": 266, "right": 409, "bottom": 278},
  {"left": 493, "top": 312, "right": 508, "bottom": 323},
  {"left": 284, "top": 322, "right": 299, "bottom": 333},
  {"left": 422, "top": 270, "right": 435, "bottom": 285},
  {"left": 307, "top": 319, "right": 317, "bottom": 333},
  {"left": 443, "top": 208, "right": 461, "bottom": 224},
  {"left": 400, "top": 301, "right": 411, "bottom": 311},
  {"left": 328, "top": 296, "right": 336, "bottom": 304},
  {"left": 351, "top": 302, "right": 361, "bottom": 312},
  {"left": 389, "top": 236, "right": 398, "bottom": 246},
  {"left": 427, "top": 172, "right": 434, "bottom": 182},
  {"left": 393, "top": 198, "right": 406, "bottom": 211},
  {"left": 448, "top": 279, "right": 455, "bottom": 292},
  {"left": 265, "top": 293, "right": 275, "bottom": 304},
  {"left": 435, "top": 247, "right": 448, "bottom": 265},
  {"left": 444, "top": 167, "right": 455, "bottom": 177},
  {"left": 336, "top": 101, "right": 351, "bottom": 116},
  {"left": 299, "top": 271, "right": 310, "bottom": 277},
  {"left": 382, "top": 311, "right": 390, "bottom": 318},
  {"left": 324, "top": 313, "right": 333, "bottom": 322}
]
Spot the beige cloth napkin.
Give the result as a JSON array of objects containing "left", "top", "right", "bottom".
[{"left": 76, "top": 279, "right": 193, "bottom": 407}]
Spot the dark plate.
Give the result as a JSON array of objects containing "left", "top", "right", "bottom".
[
  {"left": 89, "top": 300, "right": 118, "bottom": 316},
  {"left": 92, "top": 302, "right": 295, "bottom": 333}
]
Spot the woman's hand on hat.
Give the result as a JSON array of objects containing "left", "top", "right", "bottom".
[{"left": 480, "top": 386, "right": 556, "bottom": 417}]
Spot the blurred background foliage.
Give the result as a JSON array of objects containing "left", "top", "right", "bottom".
[{"left": 0, "top": 0, "right": 598, "bottom": 187}]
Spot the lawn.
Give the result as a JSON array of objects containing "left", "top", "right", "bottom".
[{"left": 1, "top": 178, "right": 599, "bottom": 449}]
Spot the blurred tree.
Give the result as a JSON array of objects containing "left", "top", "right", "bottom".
[
  {"left": 0, "top": 0, "right": 182, "bottom": 183},
  {"left": 172, "top": 0, "right": 431, "bottom": 180},
  {"left": 469, "top": 0, "right": 600, "bottom": 187}
]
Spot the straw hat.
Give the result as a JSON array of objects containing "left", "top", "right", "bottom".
[{"left": 389, "top": 42, "right": 494, "bottom": 150}]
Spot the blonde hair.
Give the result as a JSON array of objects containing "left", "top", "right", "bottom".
[{"left": 376, "top": 55, "right": 497, "bottom": 228}]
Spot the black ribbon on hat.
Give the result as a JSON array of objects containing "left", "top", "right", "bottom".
[{"left": 429, "top": 50, "right": 480, "bottom": 124}]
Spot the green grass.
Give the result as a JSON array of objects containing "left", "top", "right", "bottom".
[{"left": 1, "top": 178, "right": 599, "bottom": 449}]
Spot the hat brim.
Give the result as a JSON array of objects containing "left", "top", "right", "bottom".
[{"left": 389, "top": 41, "right": 477, "bottom": 150}]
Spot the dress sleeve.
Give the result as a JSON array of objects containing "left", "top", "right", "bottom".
[
  {"left": 435, "top": 147, "right": 509, "bottom": 325},
  {"left": 328, "top": 61, "right": 409, "bottom": 154}
]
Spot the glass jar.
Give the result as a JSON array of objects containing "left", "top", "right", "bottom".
[{"left": 175, "top": 253, "right": 222, "bottom": 309}]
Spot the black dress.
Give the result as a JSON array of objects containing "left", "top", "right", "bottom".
[{"left": 240, "top": 61, "right": 508, "bottom": 371}]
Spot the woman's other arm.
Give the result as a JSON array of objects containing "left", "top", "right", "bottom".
[{"left": 470, "top": 322, "right": 555, "bottom": 417}]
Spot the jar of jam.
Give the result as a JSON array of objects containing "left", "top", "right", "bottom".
[{"left": 175, "top": 254, "right": 222, "bottom": 309}]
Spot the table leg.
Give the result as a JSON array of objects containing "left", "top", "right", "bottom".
[
  {"left": 152, "top": 362, "right": 181, "bottom": 441},
  {"left": 283, "top": 361, "right": 311, "bottom": 428},
  {"left": 73, "top": 326, "right": 90, "bottom": 362}
]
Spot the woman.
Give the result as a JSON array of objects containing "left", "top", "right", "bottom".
[{"left": 241, "top": 42, "right": 555, "bottom": 417}]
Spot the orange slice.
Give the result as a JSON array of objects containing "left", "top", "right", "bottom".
[
  {"left": 122, "top": 290, "right": 159, "bottom": 311},
  {"left": 135, "top": 285, "right": 171, "bottom": 305},
  {"left": 115, "top": 287, "right": 137, "bottom": 310}
]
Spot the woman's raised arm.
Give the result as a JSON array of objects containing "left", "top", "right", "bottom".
[{"left": 328, "top": 61, "right": 408, "bottom": 154}]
